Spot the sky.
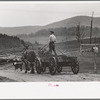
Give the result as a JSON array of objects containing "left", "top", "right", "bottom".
[{"left": 0, "top": 1, "right": 100, "bottom": 27}]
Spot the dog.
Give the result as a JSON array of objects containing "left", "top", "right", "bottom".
[{"left": 13, "top": 62, "right": 23, "bottom": 71}]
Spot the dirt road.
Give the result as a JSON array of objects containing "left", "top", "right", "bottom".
[{"left": 0, "top": 63, "right": 100, "bottom": 82}]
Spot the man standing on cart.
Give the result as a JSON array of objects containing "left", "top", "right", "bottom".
[{"left": 49, "top": 31, "right": 57, "bottom": 55}]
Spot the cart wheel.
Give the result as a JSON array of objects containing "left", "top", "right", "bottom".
[
  {"left": 71, "top": 61, "right": 79, "bottom": 74},
  {"left": 42, "top": 67, "right": 46, "bottom": 72},
  {"left": 57, "top": 66, "right": 62, "bottom": 73},
  {"left": 49, "top": 57, "right": 57, "bottom": 75},
  {"left": 35, "top": 58, "right": 42, "bottom": 74}
]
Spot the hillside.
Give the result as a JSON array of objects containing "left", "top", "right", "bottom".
[
  {"left": 0, "top": 26, "right": 42, "bottom": 36},
  {"left": 0, "top": 33, "right": 25, "bottom": 49},
  {"left": 0, "top": 16, "right": 100, "bottom": 36},
  {"left": 17, "top": 26, "right": 100, "bottom": 44},
  {"left": 44, "top": 16, "right": 100, "bottom": 29},
  {"left": 56, "top": 37, "right": 100, "bottom": 51}
]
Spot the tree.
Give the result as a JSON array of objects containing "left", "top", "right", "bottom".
[{"left": 76, "top": 23, "right": 85, "bottom": 46}]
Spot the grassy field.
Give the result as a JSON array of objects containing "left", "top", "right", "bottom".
[{"left": 19, "top": 35, "right": 75, "bottom": 44}]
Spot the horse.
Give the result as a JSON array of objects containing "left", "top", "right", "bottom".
[{"left": 21, "top": 50, "right": 37, "bottom": 74}]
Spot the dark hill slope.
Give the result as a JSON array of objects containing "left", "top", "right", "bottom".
[{"left": 0, "top": 33, "right": 25, "bottom": 49}]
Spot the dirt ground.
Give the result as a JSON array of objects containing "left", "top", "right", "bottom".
[
  {"left": 0, "top": 49, "right": 100, "bottom": 82},
  {"left": 0, "top": 61, "right": 100, "bottom": 82}
]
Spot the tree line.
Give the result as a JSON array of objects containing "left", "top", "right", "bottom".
[
  {"left": 0, "top": 33, "right": 25, "bottom": 49},
  {"left": 26, "top": 26, "right": 100, "bottom": 39}
]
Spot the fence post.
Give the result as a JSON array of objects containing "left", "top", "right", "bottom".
[
  {"left": 94, "top": 53, "right": 97, "bottom": 72},
  {"left": 80, "top": 44, "right": 82, "bottom": 53}
]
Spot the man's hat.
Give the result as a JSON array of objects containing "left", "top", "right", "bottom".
[{"left": 50, "top": 31, "right": 54, "bottom": 34}]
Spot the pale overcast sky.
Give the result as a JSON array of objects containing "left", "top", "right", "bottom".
[{"left": 0, "top": 1, "right": 100, "bottom": 27}]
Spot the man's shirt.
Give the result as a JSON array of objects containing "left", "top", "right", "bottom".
[{"left": 49, "top": 34, "right": 56, "bottom": 42}]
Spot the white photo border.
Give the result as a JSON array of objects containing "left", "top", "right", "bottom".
[{"left": 0, "top": 1, "right": 100, "bottom": 99}]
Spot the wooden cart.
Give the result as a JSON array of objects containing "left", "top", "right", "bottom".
[{"left": 35, "top": 53, "right": 79, "bottom": 75}]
